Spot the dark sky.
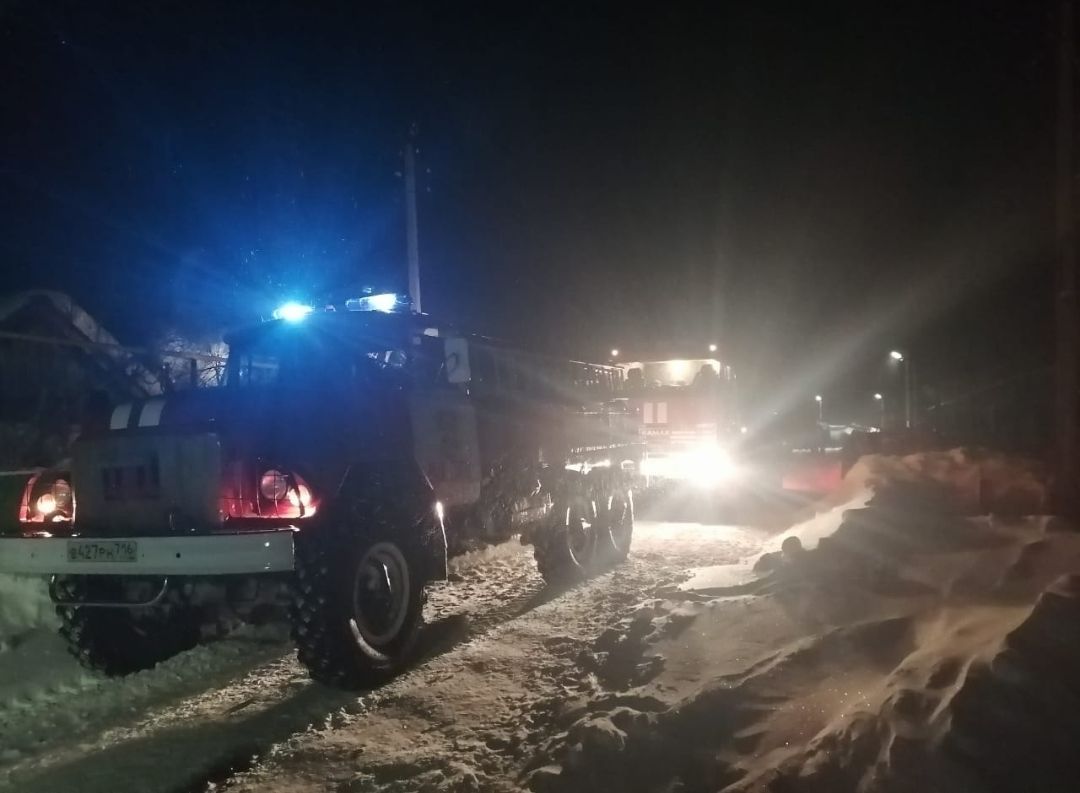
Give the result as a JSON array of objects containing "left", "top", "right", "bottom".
[{"left": 0, "top": 1, "right": 1059, "bottom": 420}]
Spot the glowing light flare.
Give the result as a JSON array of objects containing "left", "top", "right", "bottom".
[
  {"left": 874, "top": 393, "right": 883, "bottom": 401},
  {"left": 367, "top": 292, "right": 399, "bottom": 312},
  {"left": 273, "top": 302, "right": 314, "bottom": 322},
  {"left": 667, "top": 359, "right": 691, "bottom": 381},
  {"left": 889, "top": 350, "right": 904, "bottom": 362},
  {"left": 287, "top": 484, "right": 313, "bottom": 510},
  {"left": 708, "top": 343, "right": 718, "bottom": 353},
  {"left": 36, "top": 493, "right": 56, "bottom": 516},
  {"left": 642, "top": 442, "right": 741, "bottom": 489}
]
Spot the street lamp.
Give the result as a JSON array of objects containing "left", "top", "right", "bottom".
[
  {"left": 610, "top": 348, "right": 620, "bottom": 358},
  {"left": 888, "top": 350, "right": 912, "bottom": 428},
  {"left": 874, "top": 392, "right": 885, "bottom": 429},
  {"left": 708, "top": 343, "right": 718, "bottom": 353},
  {"left": 814, "top": 394, "right": 823, "bottom": 422}
]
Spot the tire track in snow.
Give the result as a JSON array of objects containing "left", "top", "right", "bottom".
[{"left": 0, "top": 523, "right": 765, "bottom": 793}]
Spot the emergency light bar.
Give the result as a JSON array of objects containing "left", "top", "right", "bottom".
[
  {"left": 270, "top": 292, "right": 408, "bottom": 323},
  {"left": 272, "top": 302, "right": 314, "bottom": 322},
  {"left": 345, "top": 293, "right": 406, "bottom": 313}
]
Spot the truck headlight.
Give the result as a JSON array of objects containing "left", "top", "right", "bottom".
[
  {"left": 685, "top": 444, "right": 740, "bottom": 488},
  {"left": 257, "top": 468, "right": 316, "bottom": 517},
  {"left": 650, "top": 443, "right": 740, "bottom": 488},
  {"left": 259, "top": 469, "right": 289, "bottom": 500},
  {"left": 36, "top": 493, "right": 57, "bottom": 515},
  {"left": 22, "top": 475, "right": 75, "bottom": 523}
]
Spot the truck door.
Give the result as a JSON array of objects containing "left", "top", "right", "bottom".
[{"left": 408, "top": 337, "right": 481, "bottom": 506}]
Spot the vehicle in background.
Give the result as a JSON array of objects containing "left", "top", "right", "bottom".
[
  {"left": 619, "top": 357, "right": 742, "bottom": 492},
  {"left": 0, "top": 300, "right": 641, "bottom": 688}
]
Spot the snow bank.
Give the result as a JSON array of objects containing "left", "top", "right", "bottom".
[
  {"left": 832, "top": 447, "right": 1048, "bottom": 515},
  {"left": 0, "top": 574, "right": 55, "bottom": 648},
  {"left": 523, "top": 452, "right": 1078, "bottom": 793}
]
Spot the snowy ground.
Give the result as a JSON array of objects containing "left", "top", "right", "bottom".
[
  {"left": 0, "top": 519, "right": 768, "bottom": 793},
  {"left": 4, "top": 448, "right": 1063, "bottom": 793}
]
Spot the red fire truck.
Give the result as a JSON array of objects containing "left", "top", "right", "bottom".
[
  {"left": 0, "top": 301, "right": 641, "bottom": 688},
  {"left": 619, "top": 358, "right": 740, "bottom": 490}
]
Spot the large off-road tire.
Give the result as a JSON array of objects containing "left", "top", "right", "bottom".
[
  {"left": 291, "top": 516, "right": 426, "bottom": 690},
  {"left": 596, "top": 485, "right": 634, "bottom": 565},
  {"left": 533, "top": 495, "right": 598, "bottom": 585},
  {"left": 56, "top": 580, "right": 201, "bottom": 676}
]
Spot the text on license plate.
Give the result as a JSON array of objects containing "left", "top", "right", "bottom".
[{"left": 67, "top": 540, "right": 139, "bottom": 563}]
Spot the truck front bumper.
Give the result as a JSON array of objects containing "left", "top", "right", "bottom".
[{"left": 0, "top": 531, "right": 295, "bottom": 576}]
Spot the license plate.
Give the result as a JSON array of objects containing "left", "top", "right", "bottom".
[{"left": 67, "top": 540, "right": 139, "bottom": 563}]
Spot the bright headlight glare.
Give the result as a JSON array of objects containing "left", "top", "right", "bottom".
[
  {"left": 687, "top": 445, "right": 739, "bottom": 488},
  {"left": 36, "top": 493, "right": 57, "bottom": 515},
  {"left": 648, "top": 443, "right": 740, "bottom": 487}
]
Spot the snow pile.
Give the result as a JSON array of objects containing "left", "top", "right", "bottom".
[
  {"left": 522, "top": 453, "right": 1079, "bottom": 793},
  {"left": 0, "top": 574, "right": 55, "bottom": 649},
  {"left": 832, "top": 447, "right": 1048, "bottom": 515}
]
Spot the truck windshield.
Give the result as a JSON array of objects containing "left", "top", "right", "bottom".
[{"left": 226, "top": 321, "right": 409, "bottom": 389}]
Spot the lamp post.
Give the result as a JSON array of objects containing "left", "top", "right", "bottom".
[
  {"left": 708, "top": 343, "right": 718, "bottom": 353},
  {"left": 814, "top": 394, "right": 823, "bottom": 422},
  {"left": 610, "top": 348, "right": 619, "bottom": 359},
  {"left": 874, "top": 393, "right": 885, "bottom": 429},
  {"left": 889, "top": 350, "right": 913, "bottom": 428}
]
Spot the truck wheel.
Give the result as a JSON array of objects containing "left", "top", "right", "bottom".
[
  {"left": 291, "top": 521, "right": 425, "bottom": 689},
  {"left": 534, "top": 496, "right": 597, "bottom": 584},
  {"left": 57, "top": 589, "right": 201, "bottom": 676},
  {"left": 597, "top": 486, "right": 634, "bottom": 564}
]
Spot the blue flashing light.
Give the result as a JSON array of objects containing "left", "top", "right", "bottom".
[
  {"left": 273, "top": 302, "right": 314, "bottom": 322},
  {"left": 367, "top": 292, "right": 399, "bottom": 312},
  {"left": 345, "top": 292, "right": 403, "bottom": 313}
]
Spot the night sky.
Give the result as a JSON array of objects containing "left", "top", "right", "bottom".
[{"left": 0, "top": 1, "right": 1059, "bottom": 422}]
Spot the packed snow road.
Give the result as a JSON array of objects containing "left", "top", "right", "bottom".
[{"left": 0, "top": 519, "right": 769, "bottom": 793}]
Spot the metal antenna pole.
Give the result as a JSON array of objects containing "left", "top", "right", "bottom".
[{"left": 404, "top": 129, "right": 422, "bottom": 314}]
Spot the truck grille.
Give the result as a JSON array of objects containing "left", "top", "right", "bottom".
[
  {"left": 102, "top": 457, "right": 162, "bottom": 501},
  {"left": 72, "top": 433, "right": 222, "bottom": 535}
]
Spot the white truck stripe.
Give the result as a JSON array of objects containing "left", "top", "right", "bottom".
[
  {"left": 109, "top": 403, "right": 133, "bottom": 430},
  {"left": 138, "top": 398, "right": 166, "bottom": 427}
]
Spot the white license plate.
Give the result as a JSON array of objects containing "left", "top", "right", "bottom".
[{"left": 67, "top": 540, "right": 139, "bottom": 563}]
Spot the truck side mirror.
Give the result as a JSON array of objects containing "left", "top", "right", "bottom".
[{"left": 444, "top": 337, "right": 472, "bottom": 384}]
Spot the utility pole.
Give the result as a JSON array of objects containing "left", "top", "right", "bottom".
[
  {"left": 404, "top": 127, "right": 422, "bottom": 314},
  {"left": 1056, "top": 0, "right": 1079, "bottom": 517}
]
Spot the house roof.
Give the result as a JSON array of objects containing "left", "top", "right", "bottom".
[{"left": 0, "top": 290, "right": 164, "bottom": 398}]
